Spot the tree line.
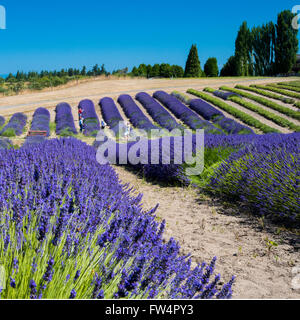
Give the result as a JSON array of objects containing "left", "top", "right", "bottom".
[
  {"left": 129, "top": 49, "right": 219, "bottom": 78},
  {"left": 0, "top": 64, "right": 110, "bottom": 94},
  {"left": 221, "top": 10, "right": 298, "bottom": 76}
]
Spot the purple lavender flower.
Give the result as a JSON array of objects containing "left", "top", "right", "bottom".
[
  {"left": 69, "top": 289, "right": 77, "bottom": 299},
  {"left": 43, "top": 258, "right": 54, "bottom": 282}
]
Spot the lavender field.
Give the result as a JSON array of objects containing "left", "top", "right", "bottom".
[{"left": 0, "top": 79, "right": 299, "bottom": 299}]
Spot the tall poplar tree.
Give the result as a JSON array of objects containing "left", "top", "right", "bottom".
[
  {"left": 235, "top": 22, "right": 253, "bottom": 76},
  {"left": 275, "top": 10, "right": 299, "bottom": 74},
  {"left": 252, "top": 22, "right": 276, "bottom": 76}
]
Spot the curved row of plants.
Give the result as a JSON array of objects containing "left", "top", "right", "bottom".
[
  {"left": 136, "top": 92, "right": 183, "bottom": 131},
  {"left": 276, "top": 83, "right": 300, "bottom": 93},
  {"left": 99, "top": 97, "right": 125, "bottom": 135},
  {"left": 171, "top": 91, "right": 254, "bottom": 135},
  {"left": 220, "top": 86, "right": 300, "bottom": 121},
  {"left": 228, "top": 96, "right": 300, "bottom": 132},
  {"left": 24, "top": 108, "right": 51, "bottom": 146},
  {"left": 118, "top": 94, "right": 158, "bottom": 131},
  {"left": 55, "top": 103, "right": 77, "bottom": 136},
  {"left": 250, "top": 84, "right": 300, "bottom": 100},
  {"left": 0, "top": 113, "right": 27, "bottom": 137},
  {"left": 188, "top": 89, "right": 279, "bottom": 133},
  {"left": 153, "top": 91, "right": 222, "bottom": 134},
  {"left": 78, "top": 99, "right": 100, "bottom": 137},
  {"left": 234, "top": 85, "right": 295, "bottom": 104}
]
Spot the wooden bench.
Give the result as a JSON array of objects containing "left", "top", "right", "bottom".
[{"left": 27, "top": 130, "right": 47, "bottom": 137}]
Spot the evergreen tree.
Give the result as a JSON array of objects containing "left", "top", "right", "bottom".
[
  {"left": 184, "top": 44, "right": 202, "bottom": 77},
  {"left": 204, "top": 57, "right": 219, "bottom": 77},
  {"left": 275, "top": 10, "right": 299, "bottom": 74},
  {"left": 220, "top": 56, "right": 238, "bottom": 77},
  {"left": 235, "top": 22, "right": 253, "bottom": 76}
]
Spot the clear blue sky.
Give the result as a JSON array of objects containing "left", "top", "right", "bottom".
[{"left": 0, "top": 0, "right": 298, "bottom": 75}]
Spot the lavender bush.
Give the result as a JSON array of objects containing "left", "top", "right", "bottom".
[
  {"left": 209, "top": 133, "right": 300, "bottom": 224},
  {"left": 55, "top": 103, "right": 77, "bottom": 136},
  {"left": 0, "top": 113, "right": 27, "bottom": 137},
  {"left": 30, "top": 108, "right": 51, "bottom": 136},
  {"left": 0, "top": 138, "right": 234, "bottom": 299},
  {"left": 136, "top": 92, "right": 183, "bottom": 131},
  {"left": 78, "top": 99, "right": 100, "bottom": 137},
  {"left": 118, "top": 95, "right": 158, "bottom": 131}
]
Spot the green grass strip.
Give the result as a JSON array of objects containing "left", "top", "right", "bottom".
[
  {"left": 235, "top": 85, "right": 295, "bottom": 104},
  {"left": 228, "top": 96, "right": 300, "bottom": 132},
  {"left": 272, "top": 84, "right": 300, "bottom": 93},
  {"left": 250, "top": 84, "right": 300, "bottom": 100},
  {"left": 220, "top": 86, "right": 300, "bottom": 121},
  {"left": 187, "top": 89, "right": 280, "bottom": 134}
]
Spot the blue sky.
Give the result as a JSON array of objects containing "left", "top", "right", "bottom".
[{"left": 0, "top": 0, "right": 298, "bottom": 75}]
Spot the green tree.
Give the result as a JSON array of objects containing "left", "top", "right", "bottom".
[
  {"left": 184, "top": 44, "right": 202, "bottom": 77},
  {"left": 204, "top": 57, "right": 219, "bottom": 77},
  {"left": 131, "top": 66, "right": 139, "bottom": 76},
  {"left": 220, "top": 56, "right": 238, "bottom": 77},
  {"left": 275, "top": 10, "right": 299, "bottom": 74},
  {"left": 252, "top": 22, "right": 276, "bottom": 76},
  {"left": 235, "top": 21, "right": 253, "bottom": 76},
  {"left": 150, "top": 64, "right": 160, "bottom": 78},
  {"left": 137, "top": 64, "right": 147, "bottom": 77},
  {"left": 171, "top": 65, "right": 184, "bottom": 78},
  {"left": 6, "top": 73, "right": 16, "bottom": 82},
  {"left": 68, "top": 68, "right": 74, "bottom": 77},
  {"left": 81, "top": 66, "right": 87, "bottom": 76},
  {"left": 146, "top": 65, "right": 152, "bottom": 78},
  {"left": 159, "top": 64, "right": 172, "bottom": 78}
]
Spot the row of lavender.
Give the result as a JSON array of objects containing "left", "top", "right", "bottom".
[
  {"left": 0, "top": 113, "right": 27, "bottom": 137},
  {"left": 171, "top": 91, "right": 254, "bottom": 135},
  {"left": 55, "top": 103, "right": 77, "bottom": 135},
  {"left": 0, "top": 138, "right": 234, "bottom": 299},
  {"left": 24, "top": 108, "right": 51, "bottom": 145},
  {"left": 79, "top": 99, "right": 100, "bottom": 136},
  {"left": 153, "top": 91, "right": 223, "bottom": 134}
]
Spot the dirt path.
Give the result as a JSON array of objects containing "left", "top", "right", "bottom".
[{"left": 113, "top": 165, "right": 300, "bottom": 299}]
